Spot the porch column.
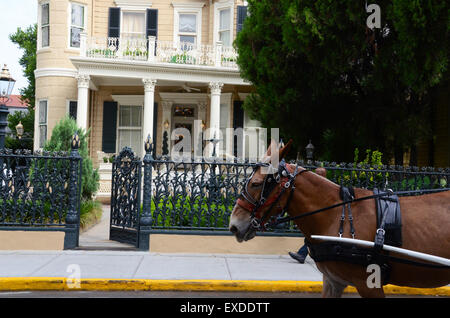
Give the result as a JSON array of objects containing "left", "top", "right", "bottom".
[
  {"left": 76, "top": 74, "right": 90, "bottom": 130},
  {"left": 208, "top": 82, "right": 223, "bottom": 154},
  {"left": 142, "top": 78, "right": 157, "bottom": 155}
]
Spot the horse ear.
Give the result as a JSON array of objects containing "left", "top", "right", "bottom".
[
  {"left": 315, "top": 167, "right": 327, "bottom": 178},
  {"left": 279, "top": 139, "right": 293, "bottom": 160},
  {"left": 265, "top": 139, "right": 278, "bottom": 157}
]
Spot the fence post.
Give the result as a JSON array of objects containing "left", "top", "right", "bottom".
[
  {"left": 139, "top": 134, "right": 153, "bottom": 250},
  {"left": 64, "top": 133, "right": 82, "bottom": 249}
]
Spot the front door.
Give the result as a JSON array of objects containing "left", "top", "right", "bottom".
[{"left": 172, "top": 104, "right": 196, "bottom": 154}]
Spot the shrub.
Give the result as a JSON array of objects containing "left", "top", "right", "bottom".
[{"left": 43, "top": 116, "right": 99, "bottom": 200}]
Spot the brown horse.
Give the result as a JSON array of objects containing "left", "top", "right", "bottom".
[{"left": 229, "top": 140, "right": 450, "bottom": 297}]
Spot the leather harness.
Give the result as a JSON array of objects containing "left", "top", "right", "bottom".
[{"left": 236, "top": 161, "right": 450, "bottom": 281}]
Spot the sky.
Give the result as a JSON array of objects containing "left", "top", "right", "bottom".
[{"left": 0, "top": 0, "right": 37, "bottom": 95}]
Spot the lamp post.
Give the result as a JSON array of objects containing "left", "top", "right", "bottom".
[
  {"left": 0, "top": 64, "right": 16, "bottom": 150},
  {"left": 305, "top": 140, "right": 315, "bottom": 164},
  {"left": 207, "top": 132, "right": 221, "bottom": 201}
]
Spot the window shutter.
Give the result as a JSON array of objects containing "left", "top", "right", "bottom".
[
  {"left": 146, "top": 9, "right": 158, "bottom": 37},
  {"left": 108, "top": 7, "right": 121, "bottom": 38},
  {"left": 102, "top": 101, "right": 118, "bottom": 153},
  {"left": 69, "top": 101, "right": 77, "bottom": 120},
  {"left": 233, "top": 101, "right": 244, "bottom": 157},
  {"left": 236, "top": 6, "right": 247, "bottom": 34},
  {"left": 146, "top": 9, "right": 158, "bottom": 56}
]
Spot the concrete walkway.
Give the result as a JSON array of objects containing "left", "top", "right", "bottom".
[
  {"left": 0, "top": 250, "right": 321, "bottom": 281},
  {"left": 78, "top": 205, "right": 136, "bottom": 250}
]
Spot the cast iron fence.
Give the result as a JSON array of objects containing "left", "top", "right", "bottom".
[
  {"left": 0, "top": 134, "right": 83, "bottom": 249},
  {"left": 295, "top": 160, "right": 449, "bottom": 193}
]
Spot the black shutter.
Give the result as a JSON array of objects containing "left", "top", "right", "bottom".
[
  {"left": 69, "top": 101, "right": 77, "bottom": 120},
  {"left": 233, "top": 101, "right": 245, "bottom": 157},
  {"left": 108, "top": 7, "right": 121, "bottom": 38},
  {"left": 102, "top": 101, "right": 118, "bottom": 153},
  {"left": 146, "top": 9, "right": 158, "bottom": 37},
  {"left": 146, "top": 9, "right": 158, "bottom": 55},
  {"left": 236, "top": 6, "right": 247, "bottom": 34}
]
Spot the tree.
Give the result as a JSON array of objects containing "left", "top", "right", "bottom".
[
  {"left": 9, "top": 24, "right": 37, "bottom": 108},
  {"left": 44, "top": 117, "right": 99, "bottom": 200},
  {"left": 7, "top": 24, "right": 37, "bottom": 149},
  {"left": 235, "top": 0, "right": 449, "bottom": 163}
]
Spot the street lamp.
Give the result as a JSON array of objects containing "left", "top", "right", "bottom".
[
  {"left": 0, "top": 64, "right": 16, "bottom": 149},
  {"left": 305, "top": 140, "right": 315, "bottom": 163},
  {"left": 15, "top": 121, "right": 24, "bottom": 139}
]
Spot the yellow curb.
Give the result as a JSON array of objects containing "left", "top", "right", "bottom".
[{"left": 0, "top": 278, "right": 448, "bottom": 296}]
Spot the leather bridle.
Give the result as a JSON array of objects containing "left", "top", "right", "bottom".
[{"left": 236, "top": 161, "right": 307, "bottom": 231}]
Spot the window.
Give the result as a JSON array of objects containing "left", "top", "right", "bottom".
[
  {"left": 69, "top": 3, "right": 85, "bottom": 48},
  {"left": 178, "top": 14, "right": 197, "bottom": 44},
  {"left": 68, "top": 101, "right": 77, "bottom": 120},
  {"left": 172, "top": 3, "right": 204, "bottom": 46},
  {"left": 218, "top": 9, "right": 231, "bottom": 46},
  {"left": 39, "top": 100, "right": 48, "bottom": 148},
  {"left": 174, "top": 105, "right": 195, "bottom": 117},
  {"left": 122, "top": 11, "right": 146, "bottom": 39},
  {"left": 41, "top": 3, "right": 50, "bottom": 48},
  {"left": 117, "top": 105, "right": 142, "bottom": 157},
  {"left": 214, "top": 1, "right": 234, "bottom": 47}
]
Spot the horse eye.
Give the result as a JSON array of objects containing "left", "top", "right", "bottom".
[{"left": 251, "top": 182, "right": 262, "bottom": 188}]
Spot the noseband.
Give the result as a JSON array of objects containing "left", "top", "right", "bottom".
[{"left": 237, "top": 160, "right": 307, "bottom": 231}]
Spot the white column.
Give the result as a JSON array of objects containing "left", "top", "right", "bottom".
[
  {"left": 208, "top": 82, "right": 223, "bottom": 155},
  {"left": 76, "top": 74, "right": 90, "bottom": 130},
  {"left": 142, "top": 78, "right": 157, "bottom": 154}
]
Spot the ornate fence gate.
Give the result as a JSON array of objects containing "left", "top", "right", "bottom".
[{"left": 109, "top": 147, "right": 142, "bottom": 247}]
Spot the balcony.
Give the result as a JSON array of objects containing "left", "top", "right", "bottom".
[{"left": 80, "top": 34, "right": 238, "bottom": 69}]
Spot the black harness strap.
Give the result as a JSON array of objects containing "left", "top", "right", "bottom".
[{"left": 339, "top": 186, "right": 356, "bottom": 238}]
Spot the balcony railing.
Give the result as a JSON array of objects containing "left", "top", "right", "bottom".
[{"left": 80, "top": 34, "right": 238, "bottom": 69}]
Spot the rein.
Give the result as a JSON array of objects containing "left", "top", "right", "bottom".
[{"left": 269, "top": 187, "right": 450, "bottom": 228}]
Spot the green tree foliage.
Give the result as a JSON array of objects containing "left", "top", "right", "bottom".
[
  {"left": 8, "top": 24, "right": 37, "bottom": 150},
  {"left": 44, "top": 117, "right": 99, "bottom": 200},
  {"left": 235, "top": 0, "right": 449, "bottom": 163},
  {"left": 9, "top": 24, "right": 37, "bottom": 108}
]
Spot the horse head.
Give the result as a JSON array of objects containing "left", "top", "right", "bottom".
[{"left": 229, "top": 139, "right": 293, "bottom": 242}]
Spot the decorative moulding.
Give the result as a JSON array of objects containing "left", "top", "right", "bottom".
[
  {"left": 171, "top": 2, "right": 205, "bottom": 9},
  {"left": 114, "top": 0, "right": 152, "bottom": 10},
  {"left": 111, "top": 94, "right": 145, "bottom": 105},
  {"left": 34, "top": 68, "right": 78, "bottom": 78}
]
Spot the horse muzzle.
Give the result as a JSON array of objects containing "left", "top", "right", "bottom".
[{"left": 229, "top": 220, "right": 257, "bottom": 243}]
